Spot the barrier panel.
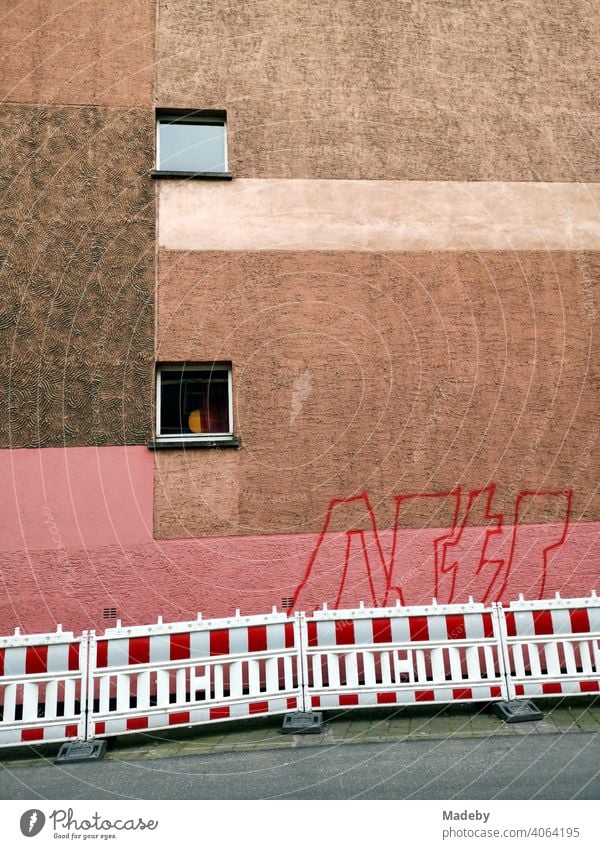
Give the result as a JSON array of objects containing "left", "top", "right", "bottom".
[
  {"left": 301, "top": 600, "right": 509, "bottom": 710},
  {"left": 86, "top": 610, "right": 301, "bottom": 739},
  {"left": 499, "top": 593, "right": 600, "bottom": 699},
  {"left": 0, "top": 627, "right": 87, "bottom": 747}
]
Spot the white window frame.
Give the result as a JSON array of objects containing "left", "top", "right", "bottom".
[
  {"left": 155, "top": 363, "right": 234, "bottom": 442},
  {"left": 155, "top": 111, "right": 228, "bottom": 173}
]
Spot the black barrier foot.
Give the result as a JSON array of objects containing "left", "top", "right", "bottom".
[
  {"left": 281, "top": 712, "right": 323, "bottom": 734},
  {"left": 54, "top": 740, "right": 107, "bottom": 763},
  {"left": 492, "top": 700, "right": 544, "bottom": 723}
]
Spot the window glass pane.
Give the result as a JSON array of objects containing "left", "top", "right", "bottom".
[
  {"left": 158, "top": 122, "right": 226, "bottom": 172},
  {"left": 160, "top": 369, "right": 230, "bottom": 435}
]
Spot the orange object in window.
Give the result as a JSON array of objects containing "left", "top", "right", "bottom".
[{"left": 188, "top": 409, "right": 203, "bottom": 433}]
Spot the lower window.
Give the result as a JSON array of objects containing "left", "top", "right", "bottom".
[{"left": 156, "top": 364, "right": 233, "bottom": 440}]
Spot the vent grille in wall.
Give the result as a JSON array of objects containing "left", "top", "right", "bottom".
[
  {"left": 281, "top": 597, "right": 294, "bottom": 610},
  {"left": 103, "top": 607, "right": 117, "bottom": 620}
]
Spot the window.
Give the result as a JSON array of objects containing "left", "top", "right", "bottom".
[
  {"left": 156, "top": 364, "right": 233, "bottom": 442},
  {"left": 155, "top": 110, "right": 227, "bottom": 174}
]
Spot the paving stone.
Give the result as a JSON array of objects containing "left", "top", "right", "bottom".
[
  {"left": 571, "top": 714, "right": 600, "bottom": 731},
  {"left": 547, "top": 716, "right": 581, "bottom": 732},
  {"left": 387, "top": 720, "right": 412, "bottom": 737},
  {"left": 178, "top": 747, "right": 216, "bottom": 757},
  {"left": 327, "top": 725, "right": 353, "bottom": 741},
  {"left": 106, "top": 749, "right": 153, "bottom": 760},
  {"left": 220, "top": 731, "right": 258, "bottom": 743},
  {"left": 424, "top": 717, "right": 452, "bottom": 736},
  {"left": 510, "top": 722, "right": 543, "bottom": 735},
  {"left": 469, "top": 715, "right": 500, "bottom": 731},
  {"left": 343, "top": 719, "right": 374, "bottom": 732},
  {"left": 447, "top": 715, "right": 474, "bottom": 736},
  {"left": 343, "top": 727, "right": 373, "bottom": 741}
]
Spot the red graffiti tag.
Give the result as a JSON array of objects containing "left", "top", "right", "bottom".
[{"left": 292, "top": 485, "right": 572, "bottom": 612}]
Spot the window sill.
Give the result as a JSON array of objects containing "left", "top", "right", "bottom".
[
  {"left": 147, "top": 437, "right": 241, "bottom": 450},
  {"left": 151, "top": 170, "right": 233, "bottom": 181}
]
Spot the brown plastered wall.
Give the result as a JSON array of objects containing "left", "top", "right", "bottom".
[
  {"left": 0, "top": 105, "right": 155, "bottom": 447},
  {"left": 0, "top": 0, "right": 156, "bottom": 447},
  {"left": 155, "top": 250, "right": 600, "bottom": 539},
  {"left": 157, "top": 0, "right": 599, "bottom": 182},
  {"left": 0, "top": 0, "right": 155, "bottom": 107}
]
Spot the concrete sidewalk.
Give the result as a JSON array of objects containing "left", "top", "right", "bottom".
[{"left": 1, "top": 697, "right": 599, "bottom": 768}]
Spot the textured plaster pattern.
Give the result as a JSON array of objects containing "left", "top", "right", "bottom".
[
  {"left": 0, "top": 0, "right": 154, "bottom": 107},
  {"left": 0, "top": 105, "right": 155, "bottom": 447},
  {"left": 156, "top": 250, "right": 600, "bottom": 537},
  {"left": 157, "top": 0, "right": 600, "bottom": 181},
  {"left": 159, "top": 179, "right": 600, "bottom": 252}
]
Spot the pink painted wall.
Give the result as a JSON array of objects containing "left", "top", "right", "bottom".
[
  {"left": 0, "top": 447, "right": 598, "bottom": 634},
  {"left": 1, "top": 522, "right": 599, "bottom": 635},
  {"left": 0, "top": 446, "right": 153, "bottom": 553}
]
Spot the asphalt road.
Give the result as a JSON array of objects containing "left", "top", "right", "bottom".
[{"left": 1, "top": 733, "right": 598, "bottom": 800}]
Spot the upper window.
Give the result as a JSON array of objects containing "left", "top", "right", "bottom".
[
  {"left": 156, "top": 111, "right": 227, "bottom": 174},
  {"left": 156, "top": 364, "right": 233, "bottom": 441}
]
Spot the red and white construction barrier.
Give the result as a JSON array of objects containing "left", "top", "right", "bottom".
[
  {"left": 499, "top": 593, "right": 600, "bottom": 699},
  {"left": 0, "top": 627, "right": 87, "bottom": 747},
  {"left": 86, "top": 610, "right": 300, "bottom": 739},
  {"left": 2, "top": 593, "right": 599, "bottom": 749},
  {"left": 300, "top": 600, "right": 509, "bottom": 710}
]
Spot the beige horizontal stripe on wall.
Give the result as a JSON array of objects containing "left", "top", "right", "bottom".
[{"left": 158, "top": 179, "right": 600, "bottom": 252}]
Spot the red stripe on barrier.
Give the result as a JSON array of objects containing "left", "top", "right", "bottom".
[
  {"left": 409, "top": 616, "right": 429, "bottom": 642},
  {"left": 169, "top": 712, "right": 190, "bottom": 725},
  {"left": 415, "top": 690, "right": 435, "bottom": 702},
  {"left": 307, "top": 621, "right": 318, "bottom": 647},
  {"left": 249, "top": 701, "right": 269, "bottom": 714},
  {"left": 25, "top": 645, "right": 47, "bottom": 674},
  {"left": 482, "top": 613, "right": 494, "bottom": 638},
  {"left": 95, "top": 722, "right": 106, "bottom": 734},
  {"left": 96, "top": 641, "right": 108, "bottom": 668},
  {"left": 210, "top": 629, "right": 229, "bottom": 656},
  {"left": 569, "top": 608, "right": 591, "bottom": 634},
  {"left": 284, "top": 622, "right": 295, "bottom": 648},
  {"left": 22, "top": 728, "right": 44, "bottom": 742},
  {"left": 126, "top": 716, "right": 148, "bottom": 730},
  {"left": 65, "top": 725, "right": 78, "bottom": 738},
  {"left": 446, "top": 615, "right": 466, "bottom": 640},
  {"left": 533, "top": 610, "right": 554, "bottom": 636},
  {"left": 311, "top": 696, "right": 321, "bottom": 707},
  {"left": 68, "top": 643, "right": 79, "bottom": 671},
  {"left": 542, "top": 682, "right": 562, "bottom": 695},
  {"left": 580, "top": 681, "right": 600, "bottom": 693},
  {"left": 515, "top": 684, "right": 525, "bottom": 696},
  {"left": 490, "top": 686, "right": 502, "bottom": 698},
  {"left": 170, "top": 633, "right": 190, "bottom": 661},
  {"left": 248, "top": 626, "right": 267, "bottom": 653},
  {"left": 339, "top": 694, "right": 359, "bottom": 706},
  {"left": 335, "top": 620, "right": 355, "bottom": 646},
  {"left": 128, "top": 637, "right": 150, "bottom": 665},
  {"left": 377, "top": 692, "right": 396, "bottom": 704},
  {"left": 373, "top": 618, "right": 392, "bottom": 644},
  {"left": 0, "top": 648, "right": 4, "bottom": 677},
  {"left": 287, "top": 697, "right": 297, "bottom": 709},
  {"left": 505, "top": 612, "right": 517, "bottom": 637},
  {"left": 453, "top": 688, "right": 472, "bottom": 701},
  {"left": 210, "top": 706, "right": 230, "bottom": 720}
]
